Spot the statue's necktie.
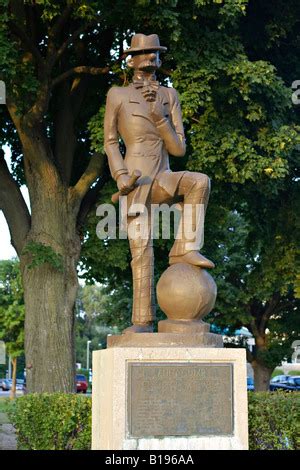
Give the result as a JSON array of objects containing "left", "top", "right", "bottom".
[{"left": 132, "top": 79, "right": 160, "bottom": 102}]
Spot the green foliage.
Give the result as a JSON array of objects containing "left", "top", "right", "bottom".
[
  {"left": 248, "top": 392, "right": 300, "bottom": 450},
  {"left": 0, "top": 397, "right": 13, "bottom": 413},
  {"left": 0, "top": 1, "right": 18, "bottom": 80},
  {"left": 0, "top": 0, "right": 299, "bottom": 385},
  {"left": 0, "top": 260, "right": 24, "bottom": 358},
  {"left": 26, "top": 0, "right": 98, "bottom": 22},
  {"left": 0, "top": 1, "right": 39, "bottom": 112},
  {"left": 8, "top": 393, "right": 91, "bottom": 450},
  {"left": 88, "top": 105, "right": 106, "bottom": 154},
  {"left": 78, "top": 0, "right": 300, "bottom": 380},
  {"left": 74, "top": 284, "right": 118, "bottom": 364},
  {"left": 8, "top": 392, "right": 300, "bottom": 450},
  {"left": 272, "top": 369, "right": 284, "bottom": 378},
  {"left": 295, "top": 275, "right": 300, "bottom": 299},
  {"left": 22, "top": 242, "right": 64, "bottom": 272},
  {"left": 288, "top": 370, "right": 300, "bottom": 376}
]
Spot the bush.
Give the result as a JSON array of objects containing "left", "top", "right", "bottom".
[
  {"left": 8, "top": 393, "right": 91, "bottom": 450},
  {"left": 8, "top": 392, "right": 299, "bottom": 450},
  {"left": 248, "top": 392, "right": 300, "bottom": 450}
]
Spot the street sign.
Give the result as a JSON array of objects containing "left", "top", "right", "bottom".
[{"left": 0, "top": 341, "right": 5, "bottom": 364}]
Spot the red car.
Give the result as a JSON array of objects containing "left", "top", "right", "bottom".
[{"left": 76, "top": 374, "right": 88, "bottom": 393}]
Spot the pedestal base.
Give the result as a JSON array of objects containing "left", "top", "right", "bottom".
[
  {"left": 92, "top": 346, "right": 248, "bottom": 450},
  {"left": 107, "top": 330, "right": 223, "bottom": 348}
]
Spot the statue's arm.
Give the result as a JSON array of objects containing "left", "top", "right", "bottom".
[
  {"left": 104, "top": 88, "right": 128, "bottom": 180},
  {"left": 153, "top": 88, "right": 186, "bottom": 157}
]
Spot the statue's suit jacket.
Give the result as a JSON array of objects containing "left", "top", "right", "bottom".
[{"left": 104, "top": 83, "right": 186, "bottom": 214}]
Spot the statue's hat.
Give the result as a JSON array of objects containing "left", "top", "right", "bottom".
[{"left": 124, "top": 33, "right": 167, "bottom": 55}]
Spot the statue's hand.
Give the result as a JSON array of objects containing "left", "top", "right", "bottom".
[
  {"left": 117, "top": 174, "right": 134, "bottom": 194},
  {"left": 150, "top": 100, "right": 166, "bottom": 124}
]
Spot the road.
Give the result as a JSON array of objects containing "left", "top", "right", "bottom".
[{"left": 0, "top": 390, "right": 23, "bottom": 397}]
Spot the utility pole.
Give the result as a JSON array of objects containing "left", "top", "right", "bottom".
[
  {"left": 86, "top": 340, "right": 91, "bottom": 377},
  {"left": 8, "top": 355, "right": 12, "bottom": 379}
]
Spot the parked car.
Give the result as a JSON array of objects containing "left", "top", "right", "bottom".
[
  {"left": 76, "top": 374, "right": 88, "bottom": 393},
  {"left": 16, "top": 379, "right": 25, "bottom": 391},
  {"left": 270, "top": 375, "right": 300, "bottom": 392},
  {"left": 1, "top": 379, "right": 12, "bottom": 391},
  {"left": 247, "top": 377, "right": 254, "bottom": 391},
  {"left": 270, "top": 375, "right": 290, "bottom": 384}
]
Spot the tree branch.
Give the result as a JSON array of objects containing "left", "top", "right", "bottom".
[
  {"left": 9, "top": 21, "right": 44, "bottom": 70},
  {"left": 48, "top": 4, "right": 72, "bottom": 40},
  {"left": 53, "top": 79, "right": 77, "bottom": 184},
  {"left": 6, "top": 95, "right": 56, "bottom": 176},
  {"left": 77, "top": 170, "right": 110, "bottom": 230},
  {"left": 6, "top": 96, "right": 22, "bottom": 135},
  {"left": 260, "top": 292, "right": 281, "bottom": 334},
  {"left": 71, "top": 153, "right": 106, "bottom": 201},
  {"left": 70, "top": 76, "right": 89, "bottom": 118},
  {"left": 55, "top": 20, "right": 98, "bottom": 63},
  {"left": 25, "top": 80, "right": 51, "bottom": 124},
  {"left": 0, "top": 151, "right": 31, "bottom": 256},
  {"left": 249, "top": 315, "right": 260, "bottom": 339},
  {"left": 52, "top": 66, "right": 109, "bottom": 88}
]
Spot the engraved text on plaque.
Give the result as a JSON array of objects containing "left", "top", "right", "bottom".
[{"left": 127, "top": 363, "right": 233, "bottom": 437}]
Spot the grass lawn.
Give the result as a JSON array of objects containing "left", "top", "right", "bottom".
[
  {"left": 271, "top": 368, "right": 300, "bottom": 378},
  {"left": 0, "top": 397, "right": 13, "bottom": 426},
  {"left": 0, "top": 412, "right": 9, "bottom": 425},
  {"left": 0, "top": 397, "right": 13, "bottom": 414}
]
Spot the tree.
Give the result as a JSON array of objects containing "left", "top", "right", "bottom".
[
  {"left": 0, "top": 259, "right": 25, "bottom": 398},
  {"left": 75, "top": 283, "right": 114, "bottom": 366},
  {"left": 81, "top": 0, "right": 300, "bottom": 391},
  {"left": 1, "top": 0, "right": 299, "bottom": 392},
  {"left": 205, "top": 0, "right": 300, "bottom": 390},
  {"left": 0, "top": 0, "right": 112, "bottom": 392},
  {"left": 204, "top": 206, "right": 300, "bottom": 391},
  {"left": 0, "top": 0, "right": 183, "bottom": 392}
]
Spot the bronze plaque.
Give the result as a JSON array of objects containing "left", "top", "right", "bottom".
[{"left": 127, "top": 362, "right": 233, "bottom": 437}]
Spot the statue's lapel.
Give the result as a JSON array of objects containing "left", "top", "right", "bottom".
[
  {"left": 128, "top": 85, "right": 169, "bottom": 124},
  {"left": 129, "top": 86, "right": 152, "bottom": 122}
]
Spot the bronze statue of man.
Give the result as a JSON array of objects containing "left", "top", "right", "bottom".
[{"left": 104, "top": 33, "right": 214, "bottom": 333}]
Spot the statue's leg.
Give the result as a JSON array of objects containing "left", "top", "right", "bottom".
[
  {"left": 169, "top": 172, "right": 215, "bottom": 268},
  {"left": 123, "top": 214, "right": 155, "bottom": 333}
]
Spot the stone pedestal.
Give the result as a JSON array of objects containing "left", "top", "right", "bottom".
[{"left": 92, "top": 339, "right": 248, "bottom": 450}]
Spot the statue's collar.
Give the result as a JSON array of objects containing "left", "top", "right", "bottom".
[{"left": 132, "top": 78, "right": 160, "bottom": 89}]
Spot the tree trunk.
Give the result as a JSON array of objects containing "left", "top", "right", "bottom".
[
  {"left": 10, "top": 357, "right": 17, "bottom": 400},
  {"left": 20, "top": 174, "right": 81, "bottom": 393},
  {"left": 252, "top": 360, "right": 273, "bottom": 391}
]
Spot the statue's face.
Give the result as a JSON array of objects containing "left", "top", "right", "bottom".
[{"left": 128, "top": 50, "right": 161, "bottom": 72}]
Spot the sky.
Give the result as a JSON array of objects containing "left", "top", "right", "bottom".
[{"left": 0, "top": 145, "right": 30, "bottom": 260}]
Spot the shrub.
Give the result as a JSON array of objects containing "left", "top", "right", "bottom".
[
  {"left": 8, "top": 391, "right": 300, "bottom": 450},
  {"left": 8, "top": 393, "right": 91, "bottom": 450},
  {"left": 248, "top": 392, "right": 300, "bottom": 450}
]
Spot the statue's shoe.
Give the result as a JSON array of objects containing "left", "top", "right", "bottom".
[
  {"left": 169, "top": 251, "right": 215, "bottom": 269},
  {"left": 123, "top": 323, "right": 154, "bottom": 334}
]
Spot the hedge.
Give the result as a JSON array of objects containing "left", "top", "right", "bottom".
[
  {"left": 8, "top": 391, "right": 300, "bottom": 450},
  {"left": 8, "top": 393, "right": 91, "bottom": 450},
  {"left": 248, "top": 392, "right": 300, "bottom": 450}
]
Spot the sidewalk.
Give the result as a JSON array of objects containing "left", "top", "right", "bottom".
[{"left": 0, "top": 412, "right": 17, "bottom": 450}]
